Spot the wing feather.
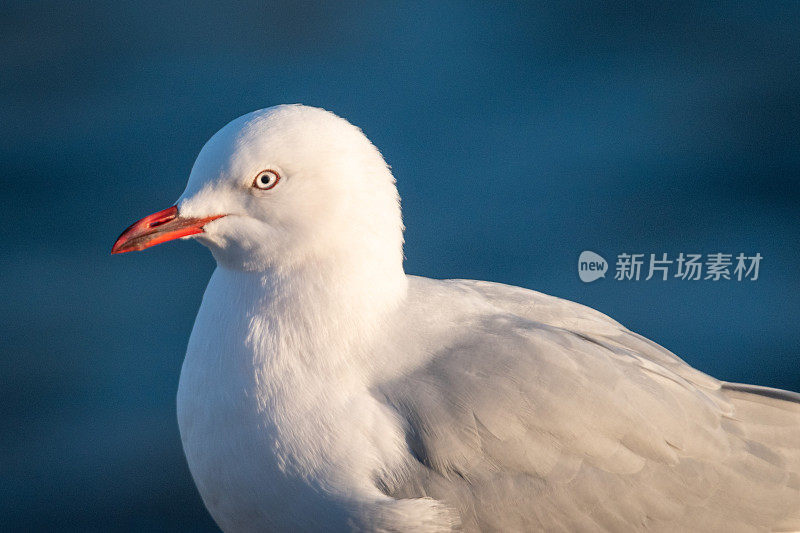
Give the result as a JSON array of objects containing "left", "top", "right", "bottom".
[{"left": 375, "top": 278, "right": 800, "bottom": 531}]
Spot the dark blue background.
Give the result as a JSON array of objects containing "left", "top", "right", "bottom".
[{"left": 2, "top": 2, "right": 798, "bottom": 530}]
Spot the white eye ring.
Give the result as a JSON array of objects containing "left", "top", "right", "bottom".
[{"left": 253, "top": 170, "right": 280, "bottom": 190}]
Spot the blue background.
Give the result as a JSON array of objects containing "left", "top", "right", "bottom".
[{"left": 2, "top": 2, "right": 798, "bottom": 530}]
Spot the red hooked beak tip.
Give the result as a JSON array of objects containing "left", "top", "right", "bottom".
[{"left": 111, "top": 205, "right": 225, "bottom": 255}]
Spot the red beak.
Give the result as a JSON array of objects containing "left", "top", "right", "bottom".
[{"left": 111, "top": 206, "right": 225, "bottom": 254}]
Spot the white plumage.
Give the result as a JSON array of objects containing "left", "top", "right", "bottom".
[{"left": 121, "top": 105, "right": 800, "bottom": 531}]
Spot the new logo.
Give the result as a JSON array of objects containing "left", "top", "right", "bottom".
[{"left": 578, "top": 251, "right": 607, "bottom": 283}]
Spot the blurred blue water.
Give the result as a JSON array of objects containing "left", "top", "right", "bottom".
[{"left": 1, "top": 1, "right": 798, "bottom": 530}]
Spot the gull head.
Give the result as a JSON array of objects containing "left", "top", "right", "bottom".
[{"left": 112, "top": 105, "right": 404, "bottom": 272}]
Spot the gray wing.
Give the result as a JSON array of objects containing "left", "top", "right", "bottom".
[{"left": 374, "top": 279, "right": 800, "bottom": 532}]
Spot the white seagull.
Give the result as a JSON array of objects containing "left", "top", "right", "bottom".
[{"left": 113, "top": 105, "right": 800, "bottom": 532}]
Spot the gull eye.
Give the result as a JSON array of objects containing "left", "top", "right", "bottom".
[{"left": 253, "top": 170, "right": 280, "bottom": 190}]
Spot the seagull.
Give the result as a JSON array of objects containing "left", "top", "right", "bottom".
[{"left": 112, "top": 105, "right": 800, "bottom": 532}]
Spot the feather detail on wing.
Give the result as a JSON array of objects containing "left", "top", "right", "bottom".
[{"left": 375, "top": 279, "right": 800, "bottom": 532}]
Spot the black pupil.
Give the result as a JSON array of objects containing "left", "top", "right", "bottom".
[{"left": 260, "top": 174, "right": 271, "bottom": 185}]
